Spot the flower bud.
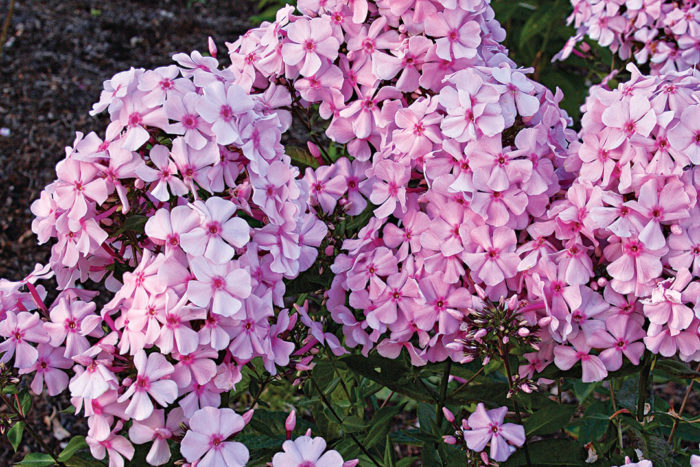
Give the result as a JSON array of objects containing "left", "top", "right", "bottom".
[
  {"left": 443, "top": 435, "right": 457, "bottom": 445},
  {"left": 442, "top": 407, "right": 455, "bottom": 423},
  {"left": 285, "top": 410, "right": 296, "bottom": 439},
  {"left": 208, "top": 36, "right": 217, "bottom": 58},
  {"left": 242, "top": 409, "right": 255, "bottom": 425}
]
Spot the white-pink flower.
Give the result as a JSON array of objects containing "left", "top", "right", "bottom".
[
  {"left": 117, "top": 350, "right": 178, "bottom": 421},
  {"left": 180, "top": 406, "right": 249, "bottom": 467}
]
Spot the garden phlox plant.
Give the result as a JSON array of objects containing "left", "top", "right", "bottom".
[{"left": 1, "top": 0, "right": 699, "bottom": 465}]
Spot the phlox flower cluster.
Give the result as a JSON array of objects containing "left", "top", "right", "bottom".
[
  {"left": 0, "top": 38, "right": 330, "bottom": 465},
  {"left": 557, "top": 0, "right": 699, "bottom": 74},
  {"left": 226, "top": 0, "right": 574, "bottom": 364}
]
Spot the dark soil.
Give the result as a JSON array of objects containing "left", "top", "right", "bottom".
[{"left": 0, "top": 0, "right": 257, "bottom": 461}]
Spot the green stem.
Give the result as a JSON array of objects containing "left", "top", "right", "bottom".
[
  {"left": 609, "top": 379, "right": 624, "bottom": 452},
  {"left": 0, "top": 392, "right": 63, "bottom": 465},
  {"left": 500, "top": 343, "right": 532, "bottom": 467},
  {"left": 667, "top": 362, "right": 700, "bottom": 446},
  {"left": 309, "top": 376, "right": 382, "bottom": 466},
  {"left": 436, "top": 361, "right": 452, "bottom": 425},
  {"left": 637, "top": 352, "right": 652, "bottom": 422}
]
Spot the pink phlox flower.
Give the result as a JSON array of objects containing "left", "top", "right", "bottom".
[
  {"left": 104, "top": 250, "right": 166, "bottom": 312},
  {"left": 589, "top": 314, "right": 646, "bottom": 371},
  {"left": 282, "top": 17, "right": 340, "bottom": 77},
  {"left": 491, "top": 64, "right": 541, "bottom": 122},
  {"left": 468, "top": 135, "right": 533, "bottom": 192},
  {"left": 129, "top": 408, "right": 185, "bottom": 466},
  {"left": 626, "top": 177, "right": 690, "bottom": 249},
  {"left": 553, "top": 334, "right": 609, "bottom": 382},
  {"left": 417, "top": 273, "right": 469, "bottom": 334},
  {"left": 295, "top": 62, "right": 344, "bottom": 103},
  {"left": 227, "top": 292, "right": 273, "bottom": 361},
  {"left": 54, "top": 158, "right": 109, "bottom": 225},
  {"left": 440, "top": 69, "right": 505, "bottom": 141},
  {"left": 105, "top": 95, "right": 169, "bottom": 152},
  {"left": 264, "top": 309, "right": 297, "bottom": 372},
  {"left": 69, "top": 346, "right": 120, "bottom": 400},
  {"left": 470, "top": 178, "right": 528, "bottom": 228},
  {"left": 297, "top": 213, "right": 329, "bottom": 272},
  {"left": 186, "top": 256, "right": 252, "bottom": 318},
  {"left": 668, "top": 104, "right": 700, "bottom": 163},
  {"left": 45, "top": 296, "right": 101, "bottom": 358},
  {"left": 601, "top": 94, "right": 657, "bottom": 150},
  {"left": 180, "top": 197, "right": 250, "bottom": 263},
  {"left": 86, "top": 420, "right": 135, "bottom": 467},
  {"left": 196, "top": 81, "right": 254, "bottom": 146},
  {"left": 392, "top": 97, "right": 442, "bottom": 159},
  {"left": 137, "top": 64, "right": 193, "bottom": 107},
  {"left": 304, "top": 164, "right": 348, "bottom": 214},
  {"left": 18, "top": 343, "right": 71, "bottom": 396},
  {"left": 337, "top": 85, "right": 402, "bottom": 140},
  {"left": 179, "top": 379, "right": 224, "bottom": 418},
  {"left": 383, "top": 208, "right": 430, "bottom": 262},
  {"left": 424, "top": 8, "right": 481, "bottom": 60},
  {"left": 181, "top": 407, "right": 249, "bottom": 467},
  {"left": 90, "top": 68, "right": 139, "bottom": 116},
  {"left": 642, "top": 269, "right": 699, "bottom": 334},
  {"left": 172, "top": 346, "right": 218, "bottom": 388},
  {"left": 369, "top": 159, "right": 410, "bottom": 218},
  {"left": 345, "top": 246, "right": 398, "bottom": 297},
  {"left": 164, "top": 92, "right": 212, "bottom": 150},
  {"left": 563, "top": 285, "right": 608, "bottom": 340},
  {"left": 368, "top": 269, "right": 421, "bottom": 327},
  {"left": 137, "top": 144, "right": 189, "bottom": 202},
  {"left": 272, "top": 435, "right": 346, "bottom": 467},
  {"left": 172, "top": 50, "right": 220, "bottom": 78},
  {"left": 155, "top": 291, "right": 206, "bottom": 355},
  {"left": 117, "top": 350, "right": 178, "bottom": 421},
  {"left": 145, "top": 205, "right": 201, "bottom": 254},
  {"left": 605, "top": 235, "right": 666, "bottom": 295},
  {"left": 169, "top": 137, "right": 220, "bottom": 195},
  {"left": 462, "top": 403, "right": 526, "bottom": 462},
  {"left": 462, "top": 225, "right": 519, "bottom": 287},
  {"left": 254, "top": 217, "right": 304, "bottom": 277},
  {"left": 76, "top": 390, "right": 127, "bottom": 441},
  {"left": 668, "top": 215, "right": 700, "bottom": 275},
  {"left": 0, "top": 310, "right": 50, "bottom": 369},
  {"left": 516, "top": 221, "right": 557, "bottom": 271}
]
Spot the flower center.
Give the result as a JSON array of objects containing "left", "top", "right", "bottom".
[{"left": 220, "top": 105, "right": 234, "bottom": 121}]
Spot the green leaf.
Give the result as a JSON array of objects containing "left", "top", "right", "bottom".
[
  {"left": 396, "top": 457, "right": 419, "bottom": 467},
  {"left": 525, "top": 402, "right": 576, "bottom": 436},
  {"left": 20, "top": 392, "right": 31, "bottom": 416},
  {"left": 384, "top": 437, "right": 396, "bottom": 467},
  {"left": 15, "top": 452, "right": 56, "bottom": 467},
  {"left": 363, "top": 405, "right": 402, "bottom": 449},
  {"left": 58, "top": 436, "right": 87, "bottom": 462},
  {"left": 286, "top": 146, "right": 319, "bottom": 169},
  {"left": 8, "top": 421, "right": 25, "bottom": 452},
  {"left": 417, "top": 403, "right": 437, "bottom": 435},
  {"left": 342, "top": 354, "right": 436, "bottom": 402},
  {"left": 654, "top": 360, "right": 700, "bottom": 380},
  {"left": 519, "top": 6, "right": 556, "bottom": 45},
  {"left": 421, "top": 441, "right": 442, "bottom": 467},
  {"left": 502, "top": 439, "right": 585, "bottom": 466}
]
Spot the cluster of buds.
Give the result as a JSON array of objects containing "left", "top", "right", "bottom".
[{"left": 454, "top": 295, "right": 541, "bottom": 366}]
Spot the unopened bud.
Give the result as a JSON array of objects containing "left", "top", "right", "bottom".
[
  {"left": 670, "top": 224, "right": 682, "bottom": 235},
  {"left": 502, "top": 336, "right": 509, "bottom": 344},
  {"left": 285, "top": 410, "right": 296, "bottom": 439},
  {"left": 597, "top": 277, "right": 607, "bottom": 287},
  {"left": 480, "top": 451, "right": 490, "bottom": 464},
  {"left": 517, "top": 327, "right": 530, "bottom": 337},
  {"left": 208, "top": 37, "right": 217, "bottom": 58},
  {"left": 342, "top": 460, "right": 359, "bottom": 467},
  {"left": 242, "top": 409, "right": 254, "bottom": 425},
  {"left": 443, "top": 435, "right": 457, "bottom": 445},
  {"left": 442, "top": 407, "right": 455, "bottom": 423}
]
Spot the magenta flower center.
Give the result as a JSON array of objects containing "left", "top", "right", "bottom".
[
  {"left": 207, "top": 222, "right": 221, "bottom": 236},
  {"left": 182, "top": 114, "right": 198, "bottom": 129},
  {"left": 135, "top": 375, "right": 151, "bottom": 391},
  {"left": 210, "top": 434, "right": 224, "bottom": 450},
  {"left": 304, "top": 39, "right": 316, "bottom": 51},
  {"left": 624, "top": 240, "right": 643, "bottom": 257},
  {"left": 220, "top": 105, "right": 234, "bottom": 121},
  {"left": 128, "top": 112, "right": 143, "bottom": 127},
  {"left": 159, "top": 79, "right": 174, "bottom": 90},
  {"left": 212, "top": 276, "right": 225, "bottom": 290},
  {"left": 487, "top": 248, "right": 500, "bottom": 259}
]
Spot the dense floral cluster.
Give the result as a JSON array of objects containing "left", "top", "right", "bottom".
[
  {"left": 1, "top": 0, "right": 700, "bottom": 464},
  {"left": 557, "top": 0, "right": 700, "bottom": 74},
  {"left": 0, "top": 35, "right": 331, "bottom": 465},
  {"left": 226, "top": 0, "right": 575, "bottom": 366}
]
